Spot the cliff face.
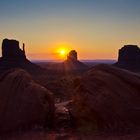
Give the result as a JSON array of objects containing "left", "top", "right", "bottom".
[
  {"left": 0, "top": 39, "right": 43, "bottom": 74},
  {"left": 115, "top": 45, "right": 140, "bottom": 71}
]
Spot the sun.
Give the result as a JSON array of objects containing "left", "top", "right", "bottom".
[
  {"left": 55, "top": 43, "right": 72, "bottom": 59},
  {"left": 60, "top": 49, "right": 66, "bottom": 56},
  {"left": 57, "top": 48, "right": 69, "bottom": 59}
]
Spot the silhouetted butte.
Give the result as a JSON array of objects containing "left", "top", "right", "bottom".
[
  {"left": 115, "top": 45, "right": 140, "bottom": 71},
  {"left": 0, "top": 39, "right": 43, "bottom": 74},
  {"left": 63, "top": 50, "right": 88, "bottom": 71}
]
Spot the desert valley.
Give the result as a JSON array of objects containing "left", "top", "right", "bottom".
[
  {"left": 0, "top": 39, "right": 140, "bottom": 140},
  {"left": 0, "top": 1, "right": 140, "bottom": 140}
]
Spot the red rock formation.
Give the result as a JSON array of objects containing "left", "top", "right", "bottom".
[
  {"left": 67, "top": 50, "right": 78, "bottom": 62},
  {"left": 71, "top": 64, "right": 140, "bottom": 131},
  {"left": 115, "top": 45, "right": 140, "bottom": 71},
  {"left": 2, "top": 39, "right": 26, "bottom": 61},
  {"left": 0, "top": 69, "right": 54, "bottom": 132},
  {"left": 0, "top": 39, "right": 43, "bottom": 74},
  {"left": 63, "top": 50, "right": 88, "bottom": 71}
]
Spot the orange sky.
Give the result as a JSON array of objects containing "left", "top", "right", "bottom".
[{"left": 0, "top": 0, "right": 140, "bottom": 60}]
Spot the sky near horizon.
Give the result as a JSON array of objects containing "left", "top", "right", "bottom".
[{"left": 0, "top": 0, "right": 140, "bottom": 60}]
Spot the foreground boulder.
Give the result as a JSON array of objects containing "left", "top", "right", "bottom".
[
  {"left": 71, "top": 64, "right": 140, "bottom": 131},
  {"left": 115, "top": 45, "right": 140, "bottom": 71},
  {"left": 0, "top": 69, "right": 54, "bottom": 132}
]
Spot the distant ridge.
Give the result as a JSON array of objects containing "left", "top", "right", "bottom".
[{"left": 32, "top": 59, "right": 116, "bottom": 62}]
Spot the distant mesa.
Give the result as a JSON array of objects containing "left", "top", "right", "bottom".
[
  {"left": 0, "top": 38, "right": 43, "bottom": 74},
  {"left": 115, "top": 45, "right": 140, "bottom": 71},
  {"left": 63, "top": 50, "right": 88, "bottom": 71}
]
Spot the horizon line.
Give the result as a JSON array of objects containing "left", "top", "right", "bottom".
[{"left": 31, "top": 59, "right": 117, "bottom": 62}]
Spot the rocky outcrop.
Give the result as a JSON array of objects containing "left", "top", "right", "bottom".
[
  {"left": 71, "top": 64, "right": 140, "bottom": 131},
  {"left": 115, "top": 45, "right": 140, "bottom": 71},
  {"left": 63, "top": 50, "right": 88, "bottom": 71},
  {"left": 0, "top": 69, "right": 54, "bottom": 132},
  {"left": 2, "top": 39, "right": 26, "bottom": 61},
  {"left": 0, "top": 39, "right": 43, "bottom": 74},
  {"left": 67, "top": 50, "right": 78, "bottom": 62}
]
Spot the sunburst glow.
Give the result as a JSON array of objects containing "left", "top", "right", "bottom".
[
  {"left": 60, "top": 49, "right": 66, "bottom": 56},
  {"left": 56, "top": 47, "right": 69, "bottom": 59}
]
